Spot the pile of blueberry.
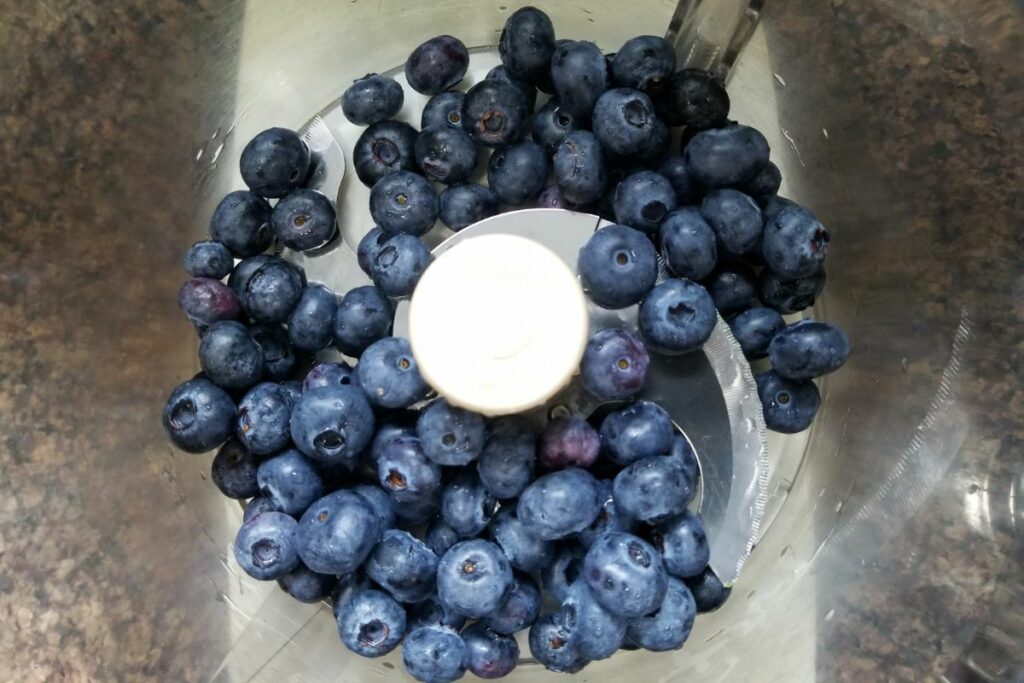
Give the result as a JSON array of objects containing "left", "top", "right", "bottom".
[{"left": 164, "top": 6, "right": 851, "bottom": 681}]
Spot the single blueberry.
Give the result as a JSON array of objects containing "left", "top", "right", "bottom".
[
  {"left": 528, "top": 613, "right": 589, "bottom": 673},
  {"left": 684, "top": 125, "right": 770, "bottom": 188},
  {"left": 533, "top": 98, "right": 581, "bottom": 155},
  {"left": 484, "top": 571, "right": 542, "bottom": 635},
  {"left": 499, "top": 6, "right": 556, "bottom": 82},
  {"left": 178, "top": 278, "right": 242, "bottom": 329},
  {"left": 333, "top": 285, "right": 393, "bottom": 356},
  {"left": 626, "top": 577, "right": 696, "bottom": 651},
  {"left": 278, "top": 563, "right": 338, "bottom": 603},
  {"left": 659, "top": 207, "right": 718, "bottom": 281},
  {"left": 296, "top": 489, "right": 382, "bottom": 574},
  {"left": 487, "top": 140, "right": 550, "bottom": 206},
  {"left": 185, "top": 240, "right": 233, "bottom": 279},
  {"left": 287, "top": 284, "right": 337, "bottom": 352},
  {"left": 239, "top": 127, "right": 310, "bottom": 198},
  {"left": 256, "top": 448, "right": 324, "bottom": 517},
  {"left": 578, "top": 224, "right": 658, "bottom": 309},
  {"left": 552, "top": 130, "right": 608, "bottom": 206},
  {"left": 377, "top": 436, "right": 443, "bottom": 503},
  {"left": 350, "top": 483, "right": 396, "bottom": 530},
  {"left": 370, "top": 171, "right": 439, "bottom": 237},
  {"left": 658, "top": 155, "right": 703, "bottom": 204},
  {"left": 538, "top": 416, "right": 600, "bottom": 470},
  {"left": 425, "top": 518, "right": 462, "bottom": 558},
  {"left": 402, "top": 625, "right": 469, "bottom": 683},
  {"left": 576, "top": 479, "right": 633, "bottom": 549},
  {"left": 613, "top": 170, "right": 677, "bottom": 234},
  {"left": 438, "top": 184, "right": 498, "bottom": 232},
  {"left": 477, "top": 416, "right": 536, "bottom": 499},
  {"left": 394, "top": 487, "right": 442, "bottom": 525},
  {"left": 370, "top": 233, "right": 432, "bottom": 298},
  {"left": 240, "top": 257, "right": 306, "bottom": 323},
  {"left": 233, "top": 511, "right": 300, "bottom": 580},
  {"left": 582, "top": 531, "right": 668, "bottom": 618},
  {"left": 593, "top": 89, "right": 661, "bottom": 158},
  {"left": 365, "top": 529, "right": 439, "bottom": 604},
  {"left": 436, "top": 539, "right": 513, "bottom": 618},
  {"left": 768, "top": 319, "right": 851, "bottom": 380},
  {"left": 701, "top": 188, "right": 763, "bottom": 257},
  {"left": 581, "top": 328, "right": 650, "bottom": 401},
  {"left": 685, "top": 567, "right": 731, "bottom": 612},
  {"left": 550, "top": 40, "right": 608, "bottom": 119},
  {"left": 405, "top": 35, "right": 469, "bottom": 95},
  {"left": 236, "top": 382, "right": 296, "bottom": 455},
  {"left": 417, "top": 398, "right": 486, "bottom": 466},
  {"left": 441, "top": 471, "right": 497, "bottom": 538},
  {"left": 639, "top": 279, "right": 717, "bottom": 355},
  {"left": 227, "top": 254, "right": 272, "bottom": 298},
  {"left": 210, "top": 437, "right": 260, "bottom": 499},
  {"left": 340, "top": 73, "right": 404, "bottom": 126},
  {"left": 415, "top": 125, "right": 479, "bottom": 185},
  {"left": 758, "top": 267, "right": 826, "bottom": 314},
  {"left": 421, "top": 91, "right": 466, "bottom": 130},
  {"left": 612, "top": 35, "right": 677, "bottom": 93},
  {"left": 536, "top": 183, "right": 572, "bottom": 209},
  {"left": 209, "top": 190, "right": 273, "bottom": 258},
  {"left": 271, "top": 189, "right": 337, "bottom": 252},
  {"left": 755, "top": 370, "right": 821, "bottom": 433},
  {"left": 633, "top": 118, "right": 672, "bottom": 165},
  {"left": 289, "top": 385, "right": 376, "bottom": 467},
  {"left": 654, "top": 510, "right": 710, "bottom": 579},
  {"left": 485, "top": 65, "right": 538, "bottom": 117},
  {"left": 407, "top": 595, "right": 467, "bottom": 633},
  {"left": 613, "top": 455, "right": 692, "bottom": 524},
  {"left": 330, "top": 571, "right": 366, "bottom": 618},
  {"left": 489, "top": 506, "right": 555, "bottom": 573},
  {"left": 542, "top": 543, "right": 586, "bottom": 602},
  {"left": 666, "top": 434, "right": 701, "bottom": 491},
  {"left": 666, "top": 69, "right": 730, "bottom": 130},
  {"left": 462, "top": 78, "right": 530, "bottom": 148},
  {"left": 517, "top": 468, "right": 602, "bottom": 541},
  {"left": 703, "top": 263, "right": 758, "bottom": 314},
  {"left": 356, "top": 337, "right": 431, "bottom": 409},
  {"left": 356, "top": 227, "right": 392, "bottom": 277},
  {"left": 729, "top": 307, "right": 785, "bottom": 359},
  {"left": 761, "top": 206, "right": 830, "bottom": 280},
  {"left": 352, "top": 120, "right": 419, "bottom": 187},
  {"left": 198, "top": 320, "right": 264, "bottom": 390},
  {"left": 243, "top": 494, "right": 276, "bottom": 523},
  {"left": 368, "top": 413, "right": 417, "bottom": 464},
  {"left": 462, "top": 622, "right": 519, "bottom": 679},
  {"left": 743, "top": 160, "right": 782, "bottom": 198},
  {"left": 599, "top": 400, "right": 674, "bottom": 466},
  {"left": 337, "top": 587, "right": 407, "bottom": 657},
  {"left": 560, "top": 579, "right": 627, "bottom": 661},
  {"left": 249, "top": 322, "right": 298, "bottom": 381},
  {"left": 762, "top": 194, "right": 800, "bottom": 221}
]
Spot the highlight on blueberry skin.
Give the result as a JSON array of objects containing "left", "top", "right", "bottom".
[
  {"left": 353, "top": 120, "right": 419, "bottom": 187},
  {"left": 755, "top": 370, "right": 822, "bottom": 434},
  {"left": 341, "top": 73, "right": 404, "bottom": 126},
  {"left": 581, "top": 328, "right": 650, "bottom": 401},
  {"left": 239, "top": 127, "right": 310, "bottom": 198},
  {"left": 639, "top": 279, "right": 718, "bottom": 356},
  {"left": 578, "top": 223, "right": 659, "bottom": 309}
]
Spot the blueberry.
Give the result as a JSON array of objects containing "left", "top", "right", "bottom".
[
  {"left": 365, "top": 529, "right": 438, "bottom": 604},
  {"left": 576, "top": 479, "right": 632, "bottom": 548},
  {"left": 178, "top": 278, "right": 242, "bottom": 329},
  {"left": 370, "top": 233, "right": 432, "bottom": 298},
  {"left": 441, "top": 471, "right": 496, "bottom": 538},
  {"left": 542, "top": 543, "right": 586, "bottom": 602},
  {"left": 755, "top": 370, "right": 821, "bottom": 433},
  {"left": 666, "top": 434, "right": 700, "bottom": 489},
  {"left": 209, "top": 190, "right": 273, "bottom": 258},
  {"left": 462, "top": 79, "right": 530, "bottom": 148},
  {"left": 612, "top": 35, "right": 676, "bottom": 93},
  {"left": 210, "top": 437, "right": 260, "bottom": 498},
  {"left": 599, "top": 401, "right": 674, "bottom": 465},
  {"left": 277, "top": 563, "right": 337, "bottom": 603},
  {"left": 578, "top": 224, "right": 658, "bottom": 309},
  {"left": 701, "top": 189, "right": 763, "bottom": 258},
  {"left": 613, "top": 170, "right": 677, "bottom": 234},
  {"left": 528, "top": 613, "right": 589, "bottom": 673},
  {"left": 356, "top": 227, "right": 392, "bottom": 277},
  {"left": 437, "top": 539, "right": 513, "bottom": 618},
  {"left": 408, "top": 595, "right": 468, "bottom": 633},
  {"left": 758, "top": 267, "right": 826, "bottom": 314},
  {"left": 487, "top": 140, "right": 550, "bottom": 206},
  {"left": 639, "top": 279, "right": 717, "bottom": 355},
  {"left": 368, "top": 413, "right": 417, "bottom": 464},
  {"left": 425, "top": 518, "right": 462, "bottom": 558},
  {"left": 533, "top": 98, "right": 581, "bottom": 155},
  {"left": 421, "top": 91, "right": 466, "bottom": 130},
  {"left": 343, "top": 485, "right": 392, "bottom": 532},
  {"left": 684, "top": 567, "right": 731, "bottom": 612},
  {"left": 402, "top": 625, "right": 469, "bottom": 683},
  {"left": 395, "top": 487, "right": 443, "bottom": 524},
  {"left": 417, "top": 398, "right": 486, "bottom": 466},
  {"left": 485, "top": 65, "right": 538, "bottom": 116},
  {"left": 462, "top": 622, "right": 519, "bottom": 679},
  {"left": 583, "top": 531, "right": 667, "bottom": 617},
  {"left": 405, "top": 35, "right": 469, "bottom": 95},
  {"left": 370, "top": 171, "right": 439, "bottom": 237},
  {"left": 377, "top": 436, "right": 442, "bottom": 503},
  {"left": 237, "top": 382, "right": 296, "bottom": 455},
  {"left": 477, "top": 416, "right": 536, "bottom": 499},
  {"left": 227, "top": 254, "right": 272, "bottom": 298},
  {"left": 489, "top": 507, "right": 555, "bottom": 573},
  {"left": 703, "top": 263, "right": 758, "bottom": 314},
  {"left": 654, "top": 510, "right": 709, "bottom": 579},
  {"left": 581, "top": 328, "right": 650, "bottom": 401},
  {"left": 353, "top": 120, "right": 419, "bottom": 187},
  {"left": 560, "top": 579, "right": 627, "bottom": 660},
  {"left": 438, "top": 184, "right": 498, "bottom": 232},
  {"left": 337, "top": 587, "right": 407, "bottom": 657},
  {"left": 593, "top": 89, "right": 660, "bottom": 158},
  {"left": 256, "top": 448, "right": 324, "bottom": 517},
  {"left": 769, "top": 319, "right": 851, "bottom": 379},
  {"left": 340, "top": 73, "right": 404, "bottom": 126},
  {"left": 198, "top": 321, "right": 263, "bottom": 390},
  {"left": 249, "top": 323, "right": 298, "bottom": 381},
  {"left": 626, "top": 576, "right": 696, "bottom": 651},
  {"left": 333, "top": 285, "right": 393, "bottom": 356},
  {"left": 659, "top": 207, "right": 718, "bottom": 281},
  {"left": 184, "top": 240, "right": 233, "bottom": 279},
  {"left": 550, "top": 40, "right": 608, "bottom": 119},
  {"left": 552, "top": 131, "right": 608, "bottom": 206},
  {"left": 761, "top": 206, "right": 830, "bottom": 279},
  {"left": 415, "top": 125, "right": 478, "bottom": 184},
  {"left": 613, "top": 455, "right": 692, "bottom": 524},
  {"left": 729, "top": 307, "right": 785, "bottom": 359},
  {"left": 684, "top": 125, "right": 770, "bottom": 188},
  {"left": 762, "top": 194, "right": 800, "bottom": 221},
  {"left": 744, "top": 160, "right": 782, "bottom": 198},
  {"left": 270, "top": 189, "right": 337, "bottom": 252},
  {"left": 356, "top": 337, "right": 431, "bottom": 409},
  {"left": 499, "top": 6, "right": 556, "bottom": 82},
  {"left": 239, "top": 127, "right": 310, "bottom": 198},
  {"left": 517, "top": 468, "right": 601, "bottom": 541},
  {"left": 233, "top": 511, "right": 300, "bottom": 580},
  {"left": 658, "top": 155, "right": 702, "bottom": 204},
  {"left": 330, "top": 571, "right": 366, "bottom": 617},
  {"left": 484, "top": 571, "right": 541, "bottom": 634},
  {"left": 239, "top": 257, "right": 306, "bottom": 323},
  {"left": 666, "top": 69, "right": 730, "bottom": 130},
  {"left": 289, "top": 385, "right": 376, "bottom": 467},
  {"left": 296, "top": 490, "right": 382, "bottom": 574},
  {"left": 536, "top": 184, "right": 572, "bottom": 209},
  {"left": 243, "top": 494, "right": 276, "bottom": 523},
  {"left": 633, "top": 118, "right": 671, "bottom": 164},
  {"left": 286, "top": 284, "right": 336, "bottom": 352},
  {"left": 538, "top": 416, "right": 600, "bottom": 470}
]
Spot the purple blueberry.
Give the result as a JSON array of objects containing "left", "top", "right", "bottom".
[
  {"left": 237, "top": 381, "right": 296, "bottom": 455},
  {"left": 550, "top": 40, "right": 608, "bottom": 119},
  {"left": 271, "top": 189, "right": 337, "bottom": 252},
  {"left": 611, "top": 35, "right": 676, "bottom": 92},
  {"left": 533, "top": 98, "right": 581, "bottom": 155},
  {"left": 484, "top": 571, "right": 541, "bottom": 634},
  {"left": 552, "top": 130, "right": 608, "bottom": 206},
  {"left": 700, "top": 188, "right": 763, "bottom": 256},
  {"left": 729, "top": 306, "right": 785, "bottom": 359},
  {"left": 337, "top": 587, "right": 407, "bottom": 657},
  {"left": 436, "top": 539, "right": 513, "bottom": 618},
  {"left": 578, "top": 224, "right": 658, "bottom": 309},
  {"left": 278, "top": 563, "right": 338, "bottom": 603},
  {"left": 184, "top": 240, "right": 233, "bottom": 279},
  {"left": 296, "top": 489, "right": 382, "bottom": 574},
  {"left": 517, "top": 468, "right": 601, "bottom": 541},
  {"left": 333, "top": 285, "right": 393, "bottom": 356},
  {"left": 404, "top": 35, "right": 469, "bottom": 95},
  {"left": 593, "top": 89, "right": 661, "bottom": 158},
  {"left": 370, "top": 171, "right": 439, "bottom": 237},
  {"left": 758, "top": 267, "right": 826, "bottom": 314},
  {"left": 402, "top": 625, "right": 469, "bottom": 683},
  {"left": 462, "top": 78, "right": 531, "bottom": 148},
  {"left": 210, "top": 437, "right": 260, "bottom": 498},
  {"left": 612, "top": 455, "right": 693, "bottom": 524},
  {"left": 353, "top": 120, "right": 419, "bottom": 187},
  {"left": 421, "top": 91, "right": 466, "bottom": 130},
  {"left": 209, "top": 190, "right": 273, "bottom": 258},
  {"left": 684, "top": 124, "right": 770, "bottom": 188},
  {"left": 536, "top": 183, "right": 571, "bottom": 209},
  {"left": 356, "top": 337, "right": 430, "bottom": 409},
  {"left": 178, "top": 277, "right": 242, "bottom": 329},
  {"left": 489, "top": 506, "right": 555, "bottom": 573},
  {"left": 626, "top": 577, "right": 696, "bottom": 651},
  {"left": 340, "top": 73, "right": 404, "bottom": 126},
  {"left": 415, "top": 125, "right": 479, "bottom": 185},
  {"left": 538, "top": 416, "right": 600, "bottom": 470},
  {"left": 583, "top": 531, "right": 667, "bottom": 618},
  {"left": 462, "top": 622, "right": 519, "bottom": 679},
  {"left": 287, "top": 283, "right": 337, "bottom": 352},
  {"left": 580, "top": 328, "right": 650, "bottom": 401},
  {"left": 755, "top": 370, "right": 821, "bottom": 433},
  {"left": 288, "top": 385, "right": 376, "bottom": 467},
  {"left": 498, "top": 6, "right": 556, "bottom": 82},
  {"left": 198, "top": 320, "right": 264, "bottom": 390},
  {"left": 239, "top": 127, "right": 310, "bottom": 198},
  {"left": 613, "top": 170, "right": 677, "bottom": 234},
  {"left": 639, "top": 279, "right": 717, "bottom": 355},
  {"left": 768, "top": 319, "right": 851, "bottom": 380},
  {"left": 599, "top": 400, "right": 674, "bottom": 465},
  {"left": 703, "top": 263, "right": 758, "bottom": 314},
  {"left": 233, "top": 511, "right": 300, "bottom": 580},
  {"left": 666, "top": 69, "right": 730, "bottom": 131},
  {"left": 366, "top": 529, "right": 439, "bottom": 604},
  {"left": 659, "top": 207, "right": 718, "bottom": 281},
  {"left": 417, "top": 398, "right": 486, "bottom": 466},
  {"left": 761, "top": 206, "right": 830, "bottom": 279},
  {"left": 487, "top": 140, "right": 550, "bottom": 206},
  {"left": 256, "top": 448, "right": 324, "bottom": 517},
  {"left": 438, "top": 184, "right": 499, "bottom": 232},
  {"left": 441, "top": 471, "right": 497, "bottom": 538},
  {"left": 476, "top": 416, "right": 536, "bottom": 499},
  {"left": 377, "top": 436, "right": 442, "bottom": 503}
]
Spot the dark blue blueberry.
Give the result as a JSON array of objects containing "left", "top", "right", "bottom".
[
  {"left": 538, "top": 416, "right": 600, "bottom": 470},
  {"left": 243, "top": 494, "right": 276, "bottom": 522},
  {"left": 654, "top": 510, "right": 709, "bottom": 579},
  {"left": 441, "top": 471, "right": 497, "bottom": 538},
  {"left": 626, "top": 576, "right": 696, "bottom": 651},
  {"left": 233, "top": 511, "right": 300, "bottom": 580},
  {"left": 550, "top": 40, "right": 608, "bottom": 119},
  {"left": 613, "top": 455, "right": 692, "bottom": 524},
  {"left": 560, "top": 579, "right": 627, "bottom": 661},
  {"left": 487, "top": 140, "right": 550, "bottom": 206},
  {"left": 257, "top": 448, "right": 324, "bottom": 517},
  {"left": 356, "top": 337, "right": 431, "bottom": 409},
  {"left": 239, "top": 257, "right": 306, "bottom": 323},
  {"left": 210, "top": 437, "right": 260, "bottom": 498},
  {"left": 408, "top": 595, "right": 467, "bottom": 633},
  {"left": 477, "top": 416, "right": 536, "bottom": 499},
  {"left": 287, "top": 284, "right": 336, "bottom": 352},
  {"left": 701, "top": 188, "right": 763, "bottom": 256},
  {"left": 370, "top": 171, "right": 439, "bottom": 237},
  {"left": 365, "top": 529, "right": 439, "bottom": 603},
  {"left": 684, "top": 567, "right": 731, "bottom": 613},
  {"left": 425, "top": 518, "right": 462, "bottom": 558},
  {"left": 330, "top": 571, "right": 366, "bottom": 618},
  {"left": 633, "top": 118, "right": 671, "bottom": 164},
  {"left": 462, "top": 622, "right": 519, "bottom": 679},
  {"left": 415, "top": 125, "right": 478, "bottom": 184},
  {"left": 356, "top": 227, "right": 391, "bottom": 277},
  {"left": 227, "top": 254, "right": 272, "bottom": 298},
  {"left": 368, "top": 413, "right": 417, "bottom": 464},
  {"left": 613, "top": 170, "right": 677, "bottom": 234},
  {"left": 438, "top": 184, "right": 498, "bottom": 232},
  {"left": 333, "top": 285, "right": 393, "bottom": 356},
  {"left": 198, "top": 320, "right": 264, "bottom": 390},
  {"left": 499, "top": 6, "right": 556, "bottom": 82},
  {"left": 462, "top": 79, "right": 530, "bottom": 148},
  {"left": 209, "top": 191, "right": 273, "bottom": 258},
  {"left": 729, "top": 306, "right": 785, "bottom": 359},
  {"left": 542, "top": 543, "right": 586, "bottom": 602},
  {"left": 517, "top": 468, "right": 601, "bottom": 541},
  {"left": 639, "top": 279, "right": 717, "bottom": 355},
  {"left": 351, "top": 483, "right": 397, "bottom": 530},
  {"left": 552, "top": 131, "right": 608, "bottom": 206},
  {"left": 612, "top": 35, "right": 676, "bottom": 93},
  {"left": 352, "top": 120, "right": 419, "bottom": 188},
  {"left": 239, "top": 127, "right": 310, "bottom": 198},
  {"left": 185, "top": 240, "right": 233, "bottom": 279},
  {"left": 768, "top": 319, "right": 851, "bottom": 379},
  {"left": 405, "top": 35, "right": 469, "bottom": 95},
  {"left": 437, "top": 539, "right": 513, "bottom": 618},
  {"left": 484, "top": 571, "right": 541, "bottom": 634},
  {"left": 761, "top": 206, "right": 830, "bottom": 279},
  {"left": 485, "top": 65, "right": 538, "bottom": 117},
  {"left": 528, "top": 613, "right": 589, "bottom": 673},
  {"left": 658, "top": 155, "right": 702, "bottom": 204},
  {"left": 758, "top": 267, "right": 826, "bottom": 314},
  {"left": 576, "top": 479, "right": 632, "bottom": 548},
  {"left": 279, "top": 380, "right": 303, "bottom": 403},
  {"left": 377, "top": 436, "right": 442, "bottom": 503},
  {"left": 536, "top": 183, "right": 572, "bottom": 209},
  {"left": 659, "top": 207, "right": 718, "bottom": 281},
  {"left": 578, "top": 224, "right": 658, "bottom": 309},
  {"left": 599, "top": 401, "right": 673, "bottom": 466},
  {"left": 337, "top": 587, "right": 407, "bottom": 657},
  {"left": 278, "top": 562, "right": 338, "bottom": 603},
  {"left": 421, "top": 91, "right": 466, "bottom": 130},
  {"left": 489, "top": 507, "right": 555, "bottom": 573},
  {"left": 684, "top": 125, "right": 770, "bottom": 188},
  {"left": 418, "top": 398, "right": 486, "bottom": 466},
  {"left": 581, "top": 328, "right": 650, "bottom": 401},
  {"left": 583, "top": 531, "right": 667, "bottom": 618},
  {"left": 532, "top": 98, "right": 581, "bottom": 155},
  {"left": 743, "top": 160, "right": 782, "bottom": 198},
  {"left": 289, "top": 385, "right": 376, "bottom": 467},
  {"left": 394, "top": 487, "right": 443, "bottom": 525},
  {"left": 402, "top": 626, "right": 468, "bottom": 683},
  {"left": 340, "top": 73, "right": 404, "bottom": 126},
  {"left": 703, "top": 263, "right": 758, "bottom": 314},
  {"left": 370, "top": 233, "right": 432, "bottom": 298},
  {"left": 666, "top": 69, "right": 730, "bottom": 131},
  {"left": 237, "top": 382, "right": 295, "bottom": 455},
  {"left": 593, "top": 89, "right": 660, "bottom": 158},
  {"left": 271, "top": 189, "right": 337, "bottom": 252},
  {"left": 755, "top": 370, "right": 821, "bottom": 433},
  {"left": 296, "top": 489, "right": 382, "bottom": 574},
  {"left": 178, "top": 278, "right": 242, "bottom": 329},
  {"left": 762, "top": 194, "right": 800, "bottom": 221},
  {"left": 666, "top": 434, "right": 700, "bottom": 490},
  {"left": 249, "top": 323, "right": 298, "bottom": 381}
]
